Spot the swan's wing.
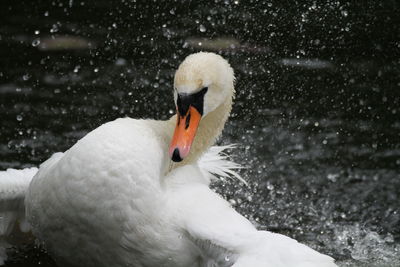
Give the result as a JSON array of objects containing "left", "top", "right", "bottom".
[
  {"left": 231, "top": 231, "right": 337, "bottom": 267},
  {"left": 0, "top": 153, "right": 63, "bottom": 265},
  {"left": 0, "top": 167, "right": 38, "bottom": 237},
  {"left": 169, "top": 183, "right": 256, "bottom": 266},
  {"left": 198, "top": 145, "right": 246, "bottom": 185},
  {"left": 171, "top": 184, "right": 337, "bottom": 267},
  {"left": 0, "top": 167, "right": 38, "bottom": 265}
]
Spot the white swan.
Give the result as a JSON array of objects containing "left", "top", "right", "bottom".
[{"left": 0, "top": 52, "right": 337, "bottom": 267}]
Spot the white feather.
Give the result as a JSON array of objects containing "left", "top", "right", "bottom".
[{"left": 199, "top": 145, "right": 247, "bottom": 185}]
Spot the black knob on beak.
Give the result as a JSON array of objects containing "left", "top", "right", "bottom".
[{"left": 171, "top": 148, "right": 183, "bottom": 162}]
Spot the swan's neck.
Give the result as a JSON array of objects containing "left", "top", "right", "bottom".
[{"left": 168, "top": 95, "right": 233, "bottom": 169}]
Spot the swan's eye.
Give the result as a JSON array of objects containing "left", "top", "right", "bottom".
[{"left": 177, "top": 87, "right": 208, "bottom": 116}]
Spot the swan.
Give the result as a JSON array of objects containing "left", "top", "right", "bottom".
[{"left": 0, "top": 52, "right": 337, "bottom": 267}]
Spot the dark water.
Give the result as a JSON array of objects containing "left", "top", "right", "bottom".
[{"left": 1, "top": 0, "right": 399, "bottom": 266}]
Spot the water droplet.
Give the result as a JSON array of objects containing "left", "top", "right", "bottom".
[
  {"left": 23, "top": 74, "right": 31, "bottom": 81},
  {"left": 34, "top": 30, "right": 40, "bottom": 35},
  {"left": 50, "top": 24, "right": 59, "bottom": 33},
  {"left": 327, "top": 173, "right": 339, "bottom": 182},
  {"left": 115, "top": 58, "right": 127, "bottom": 66},
  {"left": 199, "top": 25, "right": 206, "bottom": 32},
  {"left": 267, "top": 182, "right": 274, "bottom": 190},
  {"left": 93, "top": 68, "right": 99, "bottom": 73},
  {"left": 16, "top": 115, "right": 23, "bottom": 121},
  {"left": 224, "top": 255, "right": 230, "bottom": 262},
  {"left": 32, "top": 39, "right": 40, "bottom": 47}
]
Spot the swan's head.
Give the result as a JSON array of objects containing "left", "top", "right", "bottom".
[{"left": 169, "top": 52, "right": 234, "bottom": 162}]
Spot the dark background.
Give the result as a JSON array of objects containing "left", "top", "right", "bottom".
[{"left": 0, "top": 0, "right": 399, "bottom": 266}]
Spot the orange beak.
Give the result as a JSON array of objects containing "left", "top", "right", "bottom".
[{"left": 169, "top": 106, "right": 202, "bottom": 162}]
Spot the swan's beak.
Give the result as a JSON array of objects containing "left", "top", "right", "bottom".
[{"left": 169, "top": 106, "right": 202, "bottom": 162}]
